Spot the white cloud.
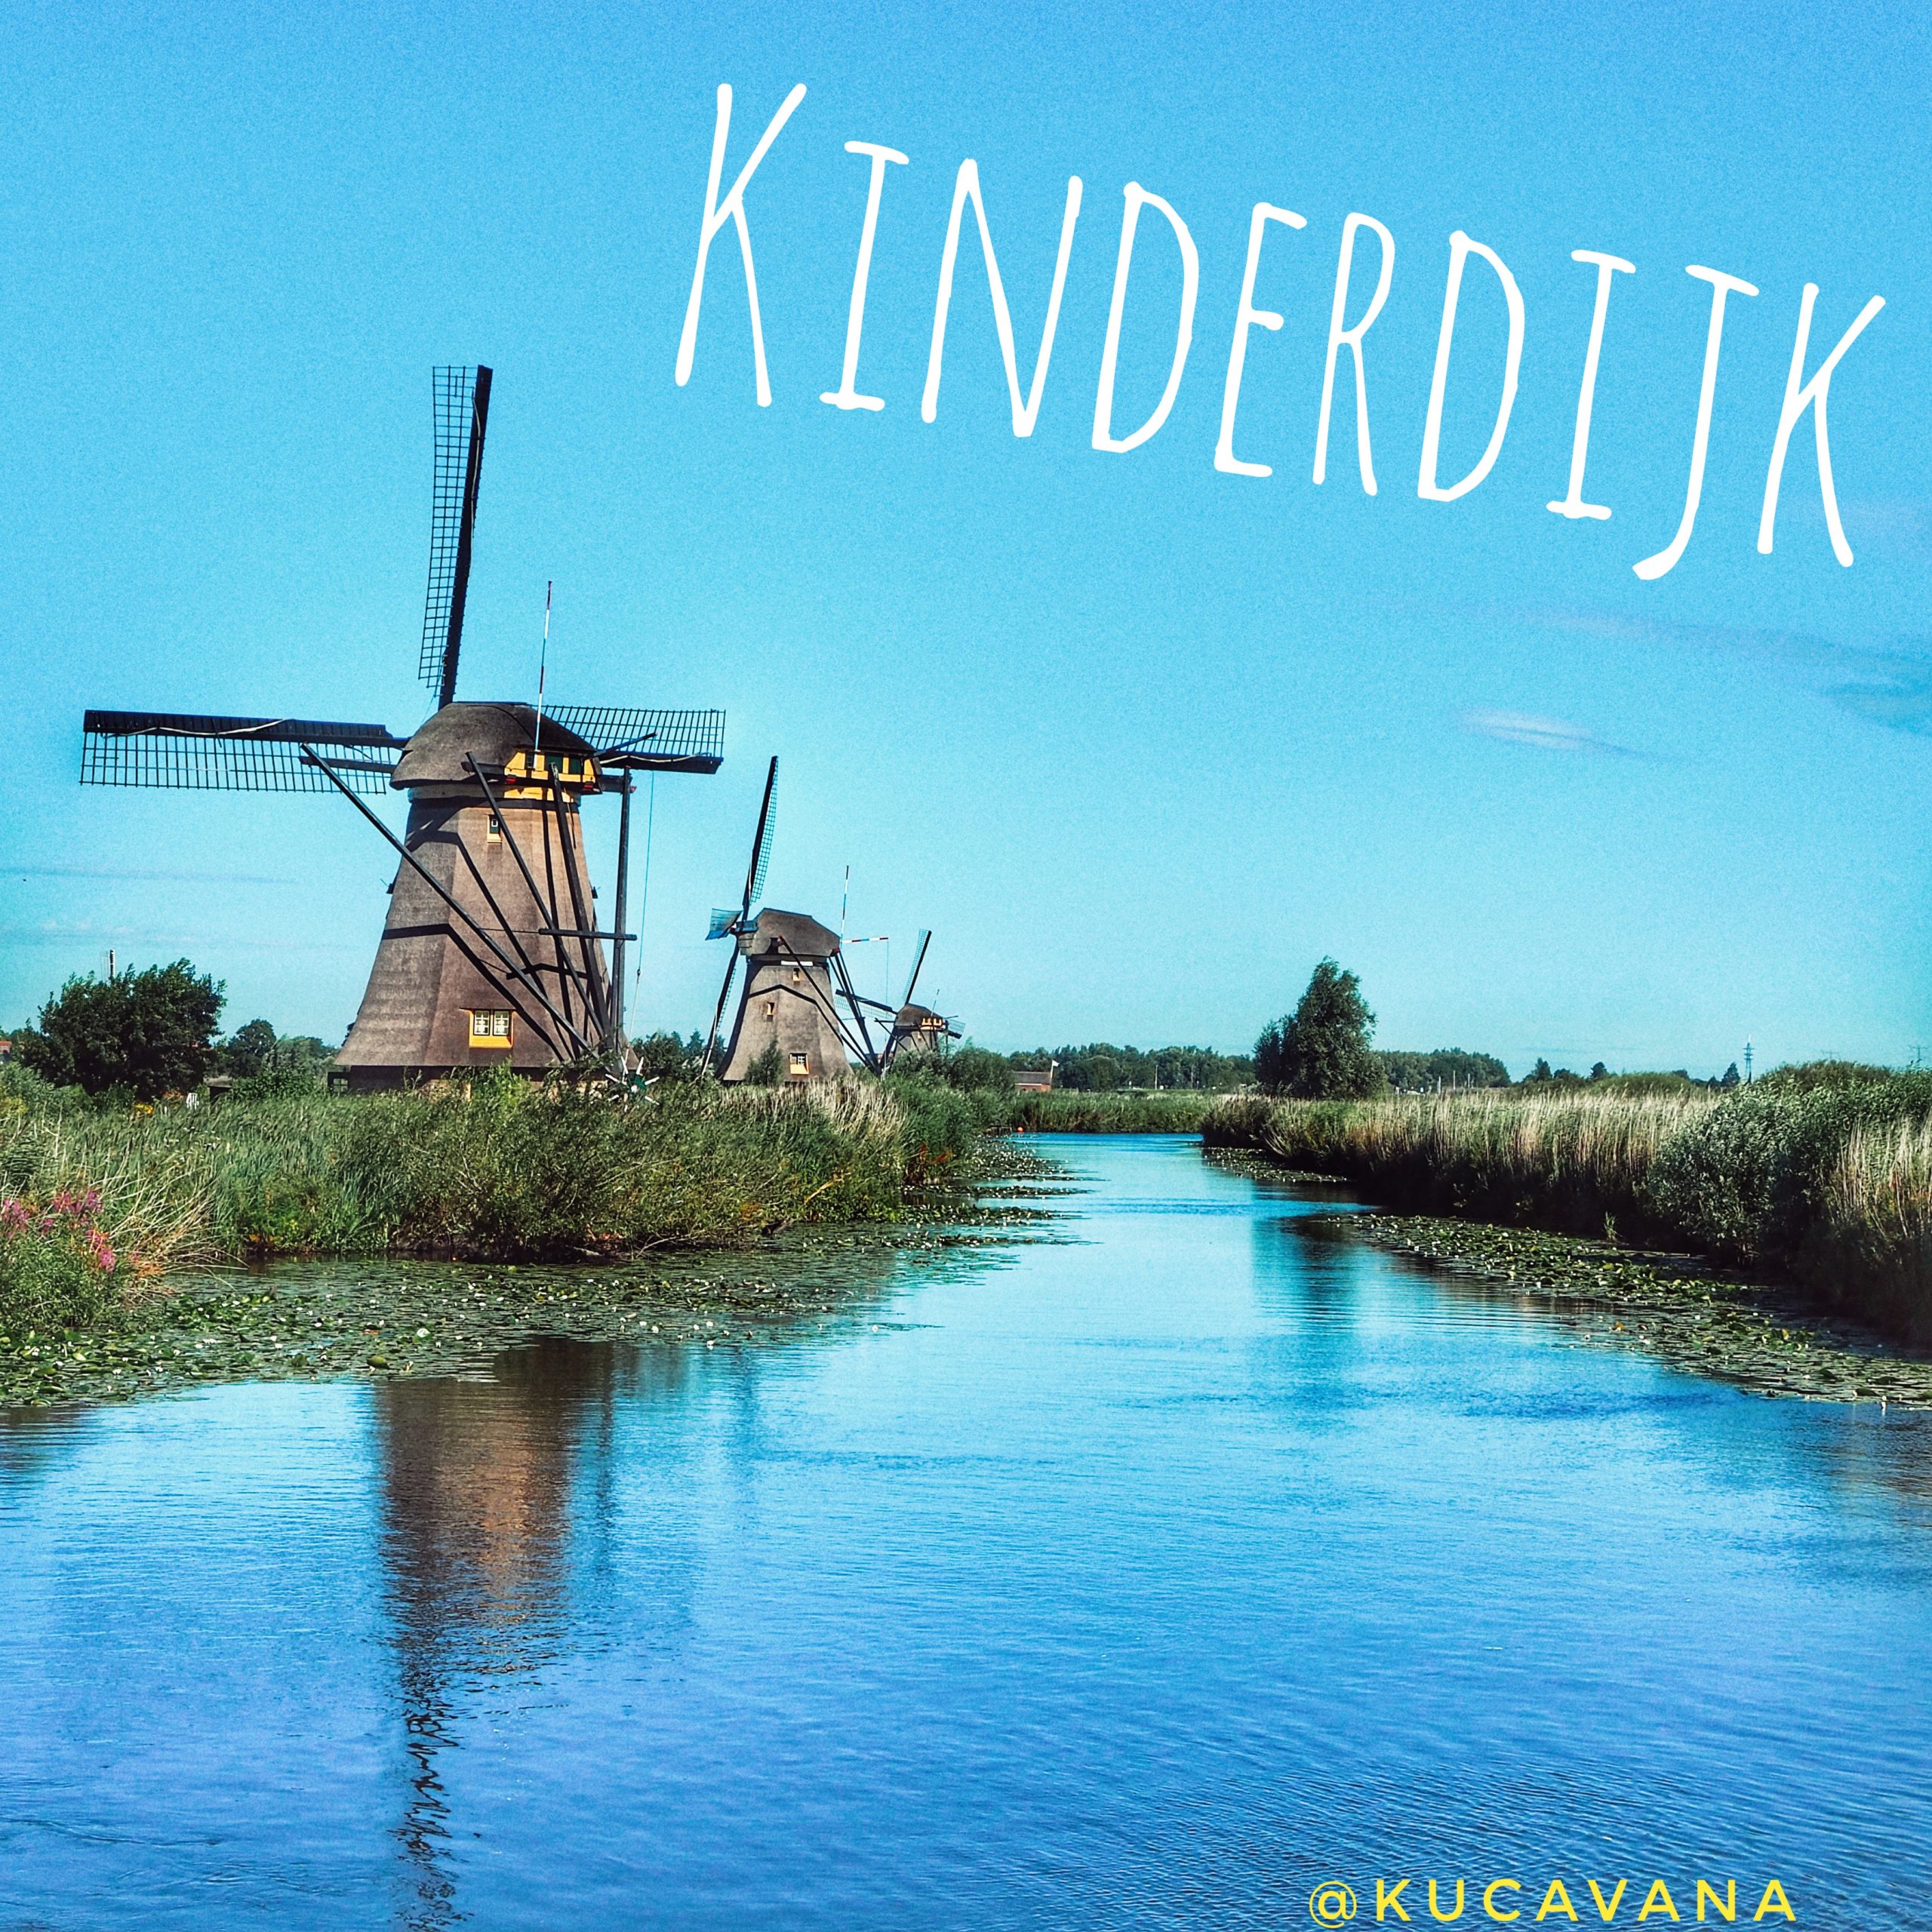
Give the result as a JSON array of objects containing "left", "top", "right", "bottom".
[{"left": 1462, "top": 710, "right": 1638, "bottom": 757}]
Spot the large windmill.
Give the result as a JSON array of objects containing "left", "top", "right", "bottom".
[{"left": 79, "top": 367, "right": 725, "bottom": 1088}]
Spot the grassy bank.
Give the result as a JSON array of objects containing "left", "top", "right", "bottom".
[
  {"left": 0, "top": 1071, "right": 1001, "bottom": 1337},
  {"left": 1007, "top": 1091, "right": 1217, "bottom": 1134},
  {"left": 1204, "top": 1073, "right": 1932, "bottom": 1342}
]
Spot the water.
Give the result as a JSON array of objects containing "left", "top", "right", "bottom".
[{"left": 5, "top": 1135, "right": 1932, "bottom": 1930}]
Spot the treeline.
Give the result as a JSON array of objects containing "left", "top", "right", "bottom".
[
  {"left": 1001, "top": 1044, "right": 1255, "bottom": 1091},
  {"left": 7, "top": 961, "right": 335, "bottom": 1103}
]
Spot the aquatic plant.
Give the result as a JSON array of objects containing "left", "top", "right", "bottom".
[{"left": 1206, "top": 1088, "right": 1709, "bottom": 1235}]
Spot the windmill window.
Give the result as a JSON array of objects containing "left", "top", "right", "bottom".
[
  {"left": 790, "top": 967, "right": 804, "bottom": 985},
  {"left": 486, "top": 819, "right": 503, "bottom": 844},
  {"left": 468, "top": 1009, "right": 514, "bottom": 1048},
  {"left": 788, "top": 1053, "right": 809, "bottom": 1076},
  {"left": 762, "top": 999, "right": 777, "bottom": 1019}
]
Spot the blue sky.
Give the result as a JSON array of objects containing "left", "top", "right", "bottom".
[{"left": 4, "top": 0, "right": 1930, "bottom": 1073}]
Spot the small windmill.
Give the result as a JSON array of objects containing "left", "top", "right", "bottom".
[
  {"left": 881, "top": 932, "right": 959, "bottom": 1067},
  {"left": 701, "top": 759, "right": 890, "bottom": 1080},
  {"left": 78, "top": 367, "right": 725, "bottom": 1086}
]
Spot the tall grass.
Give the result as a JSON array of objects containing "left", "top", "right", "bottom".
[
  {"left": 1204, "top": 1074, "right": 1932, "bottom": 1341},
  {"left": 0, "top": 1072, "right": 994, "bottom": 1300},
  {"left": 1206, "top": 1090, "right": 1714, "bottom": 1235}
]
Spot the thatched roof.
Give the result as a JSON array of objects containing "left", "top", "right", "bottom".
[
  {"left": 393, "top": 703, "right": 601, "bottom": 789},
  {"left": 740, "top": 909, "right": 841, "bottom": 959}
]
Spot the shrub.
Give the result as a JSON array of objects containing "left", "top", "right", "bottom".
[{"left": 0, "top": 1187, "right": 127, "bottom": 1333}]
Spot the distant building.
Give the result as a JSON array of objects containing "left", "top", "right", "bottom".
[
  {"left": 0, "top": 1036, "right": 12, "bottom": 1063},
  {"left": 1013, "top": 1064, "right": 1054, "bottom": 1092}
]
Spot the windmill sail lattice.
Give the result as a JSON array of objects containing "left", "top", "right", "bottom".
[
  {"left": 82, "top": 712, "right": 406, "bottom": 793},
  {"left": 419, "top": 365, "right": 491, "bottom": 703},
  {"left": 544, "top": 707, "right": 725, "bottom": 774}
]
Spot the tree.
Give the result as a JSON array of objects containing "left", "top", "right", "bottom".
[
  {"left": 222, "top": 1019, "right": 280, "bottom": 1077},
  {"left": 632, "top": 1030, "right": 705, "bottom": 1083},
  {"left": 941, "top": 1045, "right": 1016, "bottom": 1092},
  {"left": 1720, "top": 1062, "right": 1741, "bottom": 1089},
  {"left": 15, "top": 960, "right": 224, "bottom": 1100},
  {"left": 1254, "top": 959, "right": 1382, "bottom": 1099},
  {"left": 743, "top": 1044, "right": 784, "bottom": 1087},
  {"left": 1379, "top": 1048, "right": 1509, "bottom": 1091}
]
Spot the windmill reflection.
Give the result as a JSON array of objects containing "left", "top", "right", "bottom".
[{"left": 375, "top": 1337, "right": 627, "bottom": 1929}]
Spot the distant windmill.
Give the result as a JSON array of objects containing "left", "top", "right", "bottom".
[
  {"left": 881, "top": 931, "right": 959, "bottom": 1067},
  {"left": 701, "top": 758, "right": 891, "bottom": 1080},
  {"left": 78, "top": 367, "right": 725, "bottom": 1086}
]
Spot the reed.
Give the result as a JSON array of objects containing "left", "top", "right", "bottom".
[
  {"left": 1205, "top": 1089, "right": 1713, "bottom": 1235},
  {"left": 0, "top": 1071, "right": 994, "bottom": 1298},
  {"left": 1204, "top": 1078, "right": 1932, "bottom": 1340}
]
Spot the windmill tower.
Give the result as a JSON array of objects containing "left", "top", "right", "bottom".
[
  {"left": 701, "top": 758, "right": 892, "bottom": 1081},
  {"left": 718, "top": 912, "right": 857, "bottom": 1083},
  {"left": 78, "top": 366, "right": 726, "bottom": 1086}
]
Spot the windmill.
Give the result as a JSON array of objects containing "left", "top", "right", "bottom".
[
  {"left": 700, "top": 758, "right": 891, "bottom": 1081},
  {"left": 78, "top": 366, "right": 725, "bottom": 1088},
  {"left": 881, "top": 931, "right": 959, "bottom": 1067}
]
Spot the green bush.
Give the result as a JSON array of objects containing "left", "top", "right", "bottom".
[{"left": 1646, "top": 1073, "right": 1932, "bottom": 1266}]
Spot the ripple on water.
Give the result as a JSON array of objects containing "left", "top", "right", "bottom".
[{"left": 3, "top": 1137, "right": 1932, "bottom": 1930}]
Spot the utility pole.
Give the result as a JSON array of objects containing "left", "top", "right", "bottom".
[{"left": 611, "top": 771, "right": 634, "bottom": 1061}]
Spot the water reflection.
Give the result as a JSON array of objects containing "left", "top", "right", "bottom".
[
  {"left": 11, "top": 1146, "right": 1932, "bottom": 1930},
  {"left": 369, "top": 1237, "right": 931, "bottom": 1926},
  {"left": 377, "top": 1338, "right": 617, "bottom": 1925}
]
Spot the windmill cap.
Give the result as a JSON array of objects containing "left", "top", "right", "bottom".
[
  {"left": 742, "top": 909, "right": 841, "bottom": 958},
  {"left": 392, "top": 702, "right": 601, "bottom": 788}
]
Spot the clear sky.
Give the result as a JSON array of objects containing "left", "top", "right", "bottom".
[{"left": 4, "top": 0, "right": 1930, "bottom": 1074}]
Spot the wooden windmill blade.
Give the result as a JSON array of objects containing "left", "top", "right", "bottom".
[
  {"left": 898, "top": 930, "right": 933, "bottom": 1011},
  {"left": 419, "top": 365, "right": 491, "bottom": 707},
  {"left": 702, "top": 755, "right": 777, "bottom": 1072},
  {"left": 80, "top": 711, "right": 407, "bottom": 793},
  {"left": 545, "top": 706, "right": 725, "bottom": 775}
]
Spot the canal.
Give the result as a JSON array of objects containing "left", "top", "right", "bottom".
[{"left": 4, "top": 1135, "right": 1930, "bottom": 1928}]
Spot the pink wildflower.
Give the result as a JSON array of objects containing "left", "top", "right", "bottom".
[
  {"left": 86, "top": 1228, "right": 116, "bottom": 1274},
  {"left": 0, "top": 1197, "right": 28, "bottom": 1234}
]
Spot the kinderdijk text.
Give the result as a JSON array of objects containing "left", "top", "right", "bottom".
[{"left": 674, "top": 82, "right": 1886, "bottom": 584}]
